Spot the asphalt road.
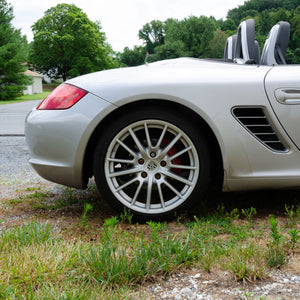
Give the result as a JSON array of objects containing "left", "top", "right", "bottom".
[
  {"left": 0, "top": 100, "right": 41, "bottom": 135},
  {"left": 0, "top": 100, "right": 41, "bottom": 176}
]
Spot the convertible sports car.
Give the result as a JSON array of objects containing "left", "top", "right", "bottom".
[{"left": 25, "top": 19, "right": 300, "bottom": 220}]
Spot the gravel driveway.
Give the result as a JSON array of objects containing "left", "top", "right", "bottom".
[
  {"left": 0, "top": 136, "right": 32, "bottom": 176},
  {"left": 0, "top": 136, "right": 57, "bottom": 200},
  {"left": 0, "top": 100, "right": 57, "bottom": 199}
]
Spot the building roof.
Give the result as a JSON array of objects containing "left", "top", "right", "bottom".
[{"left": 23, "top": 70, "right": 43, "bottom": 77}]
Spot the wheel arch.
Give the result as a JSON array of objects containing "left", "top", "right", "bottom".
[{"left": 82, "top": 99, "right": 224, "bottom": 190}]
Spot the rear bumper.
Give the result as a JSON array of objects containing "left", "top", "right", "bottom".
[{"left": 25, "top": 93, "right": 115, "bottom": 188}]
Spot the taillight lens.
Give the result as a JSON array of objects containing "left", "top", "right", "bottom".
[{"left": 37, "top": 83, "right": 88, "bottom": 110}]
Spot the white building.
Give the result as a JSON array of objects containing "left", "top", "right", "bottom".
[{"left": 23, "top": 70, "right": 43, "bottom": 95}]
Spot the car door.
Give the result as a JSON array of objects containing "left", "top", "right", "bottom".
[{"left": 264, "top": 65, "right": 300, "bottom": 149}]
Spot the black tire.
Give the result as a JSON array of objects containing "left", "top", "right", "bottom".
[{"left": 93, "top": 106, "right": 212, "bottom": 221}]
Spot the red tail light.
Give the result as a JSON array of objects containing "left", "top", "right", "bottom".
[{"left": 37, "top": 83, "right": 88, "bottom": 110}]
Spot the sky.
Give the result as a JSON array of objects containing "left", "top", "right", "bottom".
[{"left": 9, "top": 0, "right": 246, "bottom": 52}]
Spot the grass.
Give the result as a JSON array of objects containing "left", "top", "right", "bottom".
[
  {"left": 0, "top": 90, "right": 52, "bottom": 104},
  {"left": 1, "top": 187, "right": 300, "bottom": 298}
]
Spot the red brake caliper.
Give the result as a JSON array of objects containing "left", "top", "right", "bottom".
[{"left": 162, "top": 138, "right": 181, "bottom": 175}]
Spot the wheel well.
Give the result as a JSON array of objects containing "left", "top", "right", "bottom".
[{"left": 82, "top": 100, "right": 224, "bottom": 190}]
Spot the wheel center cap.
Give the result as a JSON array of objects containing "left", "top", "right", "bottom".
[{"left": 147, "top": 160, "right": 158, "bottom": 171}]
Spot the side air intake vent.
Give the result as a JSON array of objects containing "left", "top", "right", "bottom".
[{"left": 232, "top": 107, "right": 287, "bottom": 152}]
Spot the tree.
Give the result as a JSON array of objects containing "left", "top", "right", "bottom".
[
  {"left": 30, "top": 3, "right": 116, "bottom": 81},
  {"left": 174, "top": 16, "right": 217, "bottom": 58},
  {"left": 138, "top": 20, "right": 165, "bottom": 53},
  {"left": 287, "top": 6, "right": 300, "bottom": 63},
  {"left": 153, "top": 40, "right": 190, "bottom": 61},
  {"left": 0, "top": 0, "right": 30, "bottom": 100},
  {"left": 227, "top": 0, "right": 300, "bottom": 25},
  {"left": 221, "top": 18, "right": 237, "bottom": 32},
  {"left": 119, "top": 46, "right": 147, "bottom": 66},
  {"left": 208, "top": 29, "right": 228, "bottom": 58}
]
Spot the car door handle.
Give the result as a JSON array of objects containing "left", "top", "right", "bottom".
[{"left": 275, "top": 89, "right": 300, "bottom": 104}]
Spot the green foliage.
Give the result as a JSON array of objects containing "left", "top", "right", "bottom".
[
  {"left": 227, "top": 0, "right": 300, "bottom": 25},
  {"left": 165, "top": 16, "right": 218, "bottom": 58},
  {"left": 121, "top": 0, "right": 300, "bottom": 65},
  {"left": 153, "top": 40, "right": 190, "bottom": 61},
  {"left": 119, "top": 46, "right": 146, "bottom": 66},
  {"left": 208, "top": 29, "right": 228, "bottom": 58},
  {"left": 0, "top": 0, "right": 31, "bottom": 100},
  {"left": 30, "top": 3, "right": 117, "bottom": 80}
]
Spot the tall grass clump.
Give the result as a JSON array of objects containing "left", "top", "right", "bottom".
[
  {"left": 80, "top": 218, "right": 198, "bottom": 287},
  {"left": 0, "top": 222, "right": 82, "bottom": 298},
  {"left": 222, "top": 242, "right": 268, "bottom": 283},
  {"left": 265, "top": 217, "right": 286, "bottom": 268},
  {"left": 0, "top": 222, "right": 54, "bottom": 251}
]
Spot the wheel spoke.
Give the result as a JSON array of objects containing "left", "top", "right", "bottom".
[
  {"left": 169, "top": 163, "right": 196, "bottom": 170},
  {"left": 161, "top": 169, "right": 193, "bottom": 186},
  {"left": 157, "top": 182, "right": 165, "bottom": 209},
  {"left": 129, "top": 128, "right": 147, "bottom": 157},
  {"left": 131, "top": 180, "right": 144, "bottom": 206},
  {"left": 157, "top": 133, "right": 182, "bottom": 159},
  {"left": 117, "top": 139, "right": 138, "bottom": 158},
  {"left": 144, "top": 122, "right": 152, "bottom": 148},
  {"left": 167, "top": 146, "right": 192, "bottom": 161},
  {"left": 163, "top": 179, "right": 183, "bottom": 199},
  {"left": 108, "top": 167, "right": 141, "bottom": 178},
  {"left": 154, "top": 125, "right": 168, "bottom": 149},
  {"left": 107, "top": 158, "right": 134, "bottom": 164},
  {"left": 115, "top": 177, "right": 139, "bottom": 192},
  {"left": 146, "top": 176, "right": 153, "bottom": 210}
]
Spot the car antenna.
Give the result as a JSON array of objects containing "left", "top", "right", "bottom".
[{"left": 144, "top": 52, "right": 152, "bottom": 65}]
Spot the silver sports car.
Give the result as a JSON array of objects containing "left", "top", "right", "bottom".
[{"left": 25, "top": 19, "right": 299, "bottom": 220}]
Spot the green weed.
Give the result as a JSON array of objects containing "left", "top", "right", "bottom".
[
  {"left": 288, "top": 229, "right": 300, "bottom": 250},
  {"left": 284, "top": 204, "right": 299, "bottom": 226},
  {"left": 265, "top": 217, "right": 286, "bottom": 268},
  {"left": 81, "top": 203, "right": 93, "bottom": 228},
  {"left": 241, "top": 207, "right": 257, "bottom": 222},
  {"left": 102, "top": 216, "right": 120, "bottom": 243},
  {"left": 119, "top": 208, "right": 133, "bottom": 224}
]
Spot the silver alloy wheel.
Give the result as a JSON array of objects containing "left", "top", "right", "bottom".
[{"left": 104, "top": 119, "right": 200, "bottom": 214}]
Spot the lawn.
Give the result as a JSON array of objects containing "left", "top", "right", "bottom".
[{"left": 0, "top": 90, "right": 52, "bottom": 105}]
